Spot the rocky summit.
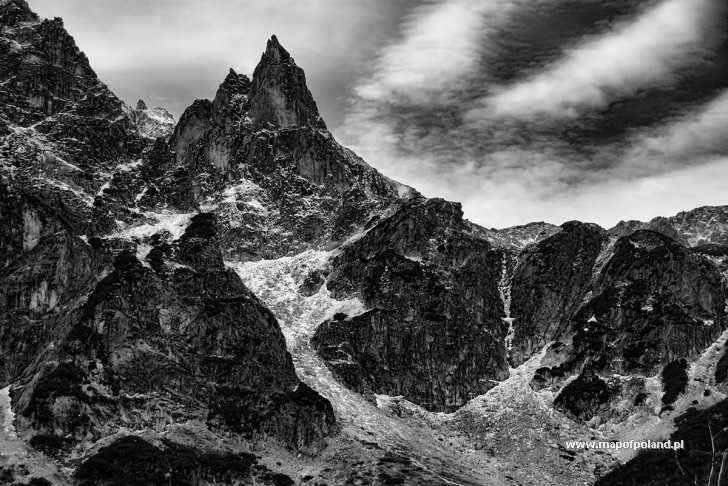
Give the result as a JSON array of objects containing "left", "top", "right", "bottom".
[{"left": 1, "top": 1, "right": 728, "bottom": 485}]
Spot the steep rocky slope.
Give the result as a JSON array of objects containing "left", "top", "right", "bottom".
[
  {"left": 0, "top": 2, "right": 336, "bottom": 484},
  {"left": 2, "top": 1, "right": 728, "bottom": 485},
  {"left": 508, "top": 221, "right": 608, "bottom": 367},
  {"left": 312, "top": 197, "right": 509, "bottom": 412}
]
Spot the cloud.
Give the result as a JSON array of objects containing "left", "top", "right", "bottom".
[
  {"left": 356, "top": 142, "right": 728, "bottom": 229},
  {"left": 340, "top": 0, "right": 728, "bottom": 228},
  {"left": 475, "top": 0, "right": 725, "bottom": 119},
  {"left": 625, "top": 90, "right": 728, "bottom": 164},
  {"left": 353, "top": 0, "right": 518, "bottom": 104}
]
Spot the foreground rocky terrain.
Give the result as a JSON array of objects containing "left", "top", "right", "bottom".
[{"left": 1, "top": 1, "right": 727, "bottom": 484}]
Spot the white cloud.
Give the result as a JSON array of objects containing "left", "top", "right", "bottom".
[
  {"left": 339, "top": 0, "right": 727, "bottom": 229},
  {"left": 626, "top": 90, "right": 728, "bottom": 163},
  {"left": 476, "top": 0, "right": 725, "bottom": 119},
  {"left": 390, "top": 151, "right": 728, "bottom": 229},
  {"left": 344, "top": 108, "right": 728, "bottom": 228},
  {"left": 353, "top": 0, "right": 535, "bottom": 105}
]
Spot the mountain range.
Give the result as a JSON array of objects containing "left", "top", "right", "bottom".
[{"left": 1, "top": 1, "right": 727, "bottom": 484}]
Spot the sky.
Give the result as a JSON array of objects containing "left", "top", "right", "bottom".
[{"left": 31, "top": 0, "right": 728, "bottom": 229}]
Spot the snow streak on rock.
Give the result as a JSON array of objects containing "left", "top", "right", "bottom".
[
  {"left": 498, "top": 253, "right": 516, "bottom": 355},
  {"left": 111, "top": 211, "right": 196, "bottom": 241},
  {"left": 0, "top": 386, "right": 15, "bottom": 437}
]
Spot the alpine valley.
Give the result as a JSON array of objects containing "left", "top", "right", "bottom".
[{"left": 1, "top": 1, "right": 728, "bottom": 485}]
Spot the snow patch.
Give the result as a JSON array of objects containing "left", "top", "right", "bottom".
[
  {"left": 22, "top": 207, "right": 42, "bottom": 251},
  {"left": 393, "top": 180, "right": 417, "bottom": 199},
  {"left": 134, "top": 186, "right": 148, "bottom": 203},
  {"left": 228, "top": 250, "right": 367, "bottom": 347},
  {"left": 244, "top": 199, "right": 265, "bottom": 210},
  {"left": 135, "top": 243, "right": 153, "bottom": 268},
  {"left": 96, "top": 180, "right": 111, "bottom": 197},
  {"left": 117, "top": 159, "right": 142, "bottom": 172},
  {"left": 0, "top": 386, "right": 16, "bottom": 437},
  {"left": 132, "top": 107, "right": 176, "bottom": 139},
  {"left": 502, "top": 318, "right": 516, "bottom": 353},
  {"left": 28, "top": 280, "right": 58, "bottom": 311},
  {"left": 498, "top": 254, "right": 516, "bottom": 352},
  {"left": 222, "top": 180, "right": 265, "bottom": 204},
  {"left": 111, "top": 211, "right": 195, "bottom": 241}
]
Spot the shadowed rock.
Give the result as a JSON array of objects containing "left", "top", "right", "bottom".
[
  {"left": 312, "top": 198, "right": 509, "bottom": 412},
  {"left": 249, "top": 35, "right": 326, "bottom": 129}
]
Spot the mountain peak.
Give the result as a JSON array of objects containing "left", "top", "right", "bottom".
[
  {"left": 212, "top": 68, "right": 251, "bottom": 115},
  {"left": 0, "top": 0, "right": 38, "bottom": 25},
  {"left": 263, "top": 34, "right": 290, "bottom": 63},
  {"left": 0, "top": 0, "right": 100, "bottom": 124},
  {"left": 218, "top": 68, "right": 251, "bottom": 96},
  {"left": 249, "top": 34, "right": 326, "bottom": 129},
  {"left": 136, "top": 99, "right": 148, "bottom": 110}
]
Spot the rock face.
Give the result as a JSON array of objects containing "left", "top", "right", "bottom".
[
  {"left": 12, "top": 215, "right": 334, "bottom": 455},
  {"left": 509, "top": 221, "right": 607, "bottom": 366},
  {"left": 575, "top": 231, "right": 725, "bottom": 374},
  {"left": 553, "top": 369, "right": 615, "bottom": 422},
  {"left": 1, "top": 3, "right": 336, "bottom": 483},
  {"left": 312, "top": 198, "right": 509, "bottom": 412},
  {"left": 0, "top": 1, "right": 97, "bottom": 124},
  {"left": 519, "top": 227, "right": 726, "bottom": 425},
  {"left": 249, "top": 35, "right": 326, "bottom": 130}
]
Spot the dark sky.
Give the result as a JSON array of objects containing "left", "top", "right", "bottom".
[{"left": 30, "top": 0, "right": 728, "bottom": 228}]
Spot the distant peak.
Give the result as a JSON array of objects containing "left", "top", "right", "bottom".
[{"left": 135, "top": 99, "right": 148, "bottom": 110}]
